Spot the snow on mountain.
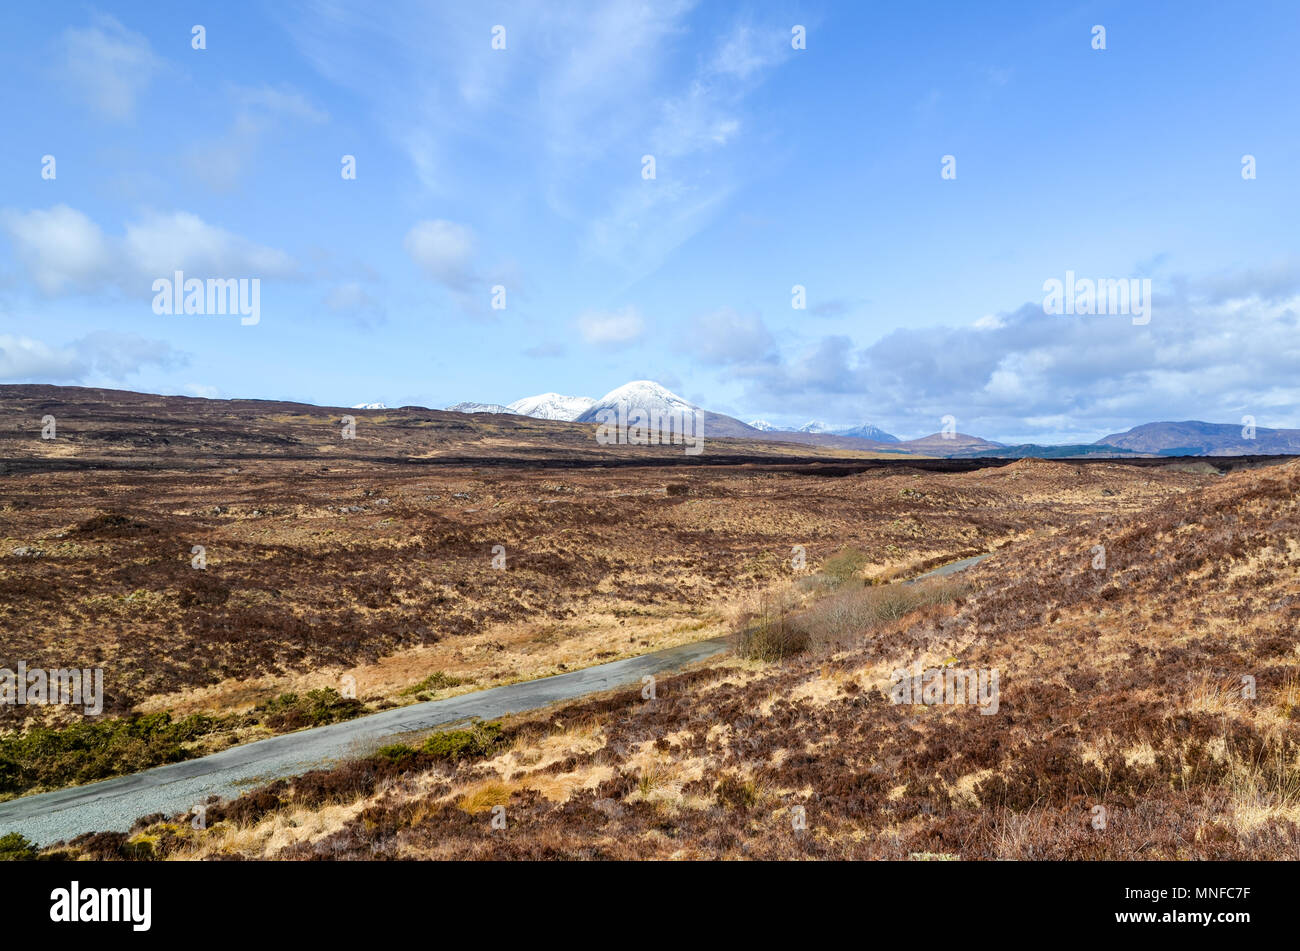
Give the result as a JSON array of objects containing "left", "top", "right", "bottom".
[
  {"left": 446, "top": 401, "right": 517, "bottom": 415},
  {"left": 575, "top": 381, "right": 700, "bottom": 422},
  {"left": 795, "top": 420, "right": 833, "bottom": 434},
  {"left": 835, "top": 423, "right": 900, "bottom": 443},
  {"left": 507, "top": 392, "right": 597, "bottom": 421},
  {"left": 351, "top": 402, "right": 388, "bottom": 410},
  {"left": 760, "top": 419, "right": 900, "bottom": 442},
  {"left": 747, "top": 419, "right": 777, "bottom": 431}
]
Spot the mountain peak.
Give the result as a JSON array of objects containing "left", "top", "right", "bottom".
[
  {"left": 507, "top": 392, "right": 596, "bottom": 421},
  {"left": 595, "top": 380, "right": 697, "bottom": 409},
  {"left": 446, "top": 401, "right": 516, "bottom": 415}
]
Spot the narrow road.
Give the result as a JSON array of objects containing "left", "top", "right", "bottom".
[
  {"left": 906, "top": 553, "right": 989, "bottom": 581},
  {"left": 0, "top": 553, "right": 991, "bottom": 846},
  {"left": 0, "top": 637, "right": 728, "bottom": 845}
]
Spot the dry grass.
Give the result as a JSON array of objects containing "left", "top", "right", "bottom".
[
  {"left": 733, "top": 576, "right": 972, "bottom": 660},
  {"left": 36, "top": 449, "right": 1300, "bottom": 861}
]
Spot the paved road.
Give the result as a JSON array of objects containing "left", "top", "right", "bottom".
[
  {"left": 0, "top": 636, "right": 728, "bottom": 845},
  {"left": 0, "top": 552, "right": 991, "bottom": 846},
  {"left": 907, "top": 553, "right": 989, "bottom": 581}
]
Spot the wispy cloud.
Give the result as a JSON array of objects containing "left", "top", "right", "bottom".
[
  {"left": 680, "top": 307, "right": 775, "bottom": 365},
  {"left": 188, "top": 83, "right": 329, "bottom": 190},
  {"left": 577, "top": 306, "right": 645, "bottom": 348},
  {"left": 0, "top": 331, "right": 182, "bottom": 382},
  {"left": 55, "top": 13, "right": 161, "bottom": 121},
  {"left": 287, "top": 2, "right": 791, "bottom": 287},
  {"left": 404, "top": 219, "right": 478, "bottom": 293}
]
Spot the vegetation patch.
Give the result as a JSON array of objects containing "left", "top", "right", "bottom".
[
  {"left": 400, "top": 671, "right": 470, "bottom": 699},
  {"left": 422, "top": 721, "right": 505, "bottom": 761},
  {"left": 0, "top": 712, "right": 218, "bottom": 798},
  {"left": 253, "top": 688, "right": 364, "bottom": 731},
  {"left": 0, "top": 832, "right": 38, "bottom": 861}
]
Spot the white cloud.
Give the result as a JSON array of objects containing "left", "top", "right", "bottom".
[
  {"left": 323, "top": 282, "right": 385, "bottom": 325},
  {"left": 122, "top": 211, "right": 297, "bottom": 279},
  {"left": 57, "top": 14, "right": 161, "bottom": 121},
  {"left": 735, "top": 265, "right": 1300, "bottom": 440},
  {"left": 0, "top": 335, "right": 83, "bottom": 381},
  {"left": 0, "top": 332, "right": 180, "bottom": 382},
  {"left": 683, "top": 307, "right": 775, "bottom": 365},
  {"left": 74, "top": 331, "right": 180, "bottom": 377},
  {"left": 577, "top": 306, "right": 645, "bottom": 348},
  {"left": 2, "top": 206, "right": 298, "bottom": 298},
  {"left": 288, "top": 3, "right": 790, "bottom": 283},
  {"left": 404, "top": 219, "right": 477, "bottom": 292},
  {"left": 709, "top": 24, "right": 787, "bottom": 81},
  {"left": 231, "top": 83, "right": 329, "bottom": 123},
  {"left": 1, "top": 205, "right": 115, "bottom": 294}
]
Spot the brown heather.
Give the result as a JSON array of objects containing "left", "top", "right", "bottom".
[{"left": 33, "top": 443, "right": 1300, "bottom": 859}]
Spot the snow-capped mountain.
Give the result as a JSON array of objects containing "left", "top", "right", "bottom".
[
  {"left": 351, "top": 402, "right": 388, "bottom": 410},
  {"left": 573, "top": 381, "right": 762, "bottom": 439},
  {"left": 446, "top": 401, "right": 517, "bottom": 415},
  {"left": 757, "top": 419, "right": 899, "bottom": 442},
  {"left": 440, "top": 379, "right": 906, "bottom": 445},
  {"left": 575, "top": 381, "right": 700, "bottom": 422},
  {"left": 837, "top": 422, "right": 900, "bottom": 443},
  {"left": 507, "top": 392, "right": 597, "bottom": 421}
]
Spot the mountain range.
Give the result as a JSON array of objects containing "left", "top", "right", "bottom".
[
  {"left": 447, "top": 381, "right": 906, "bottom": 444},
  {"left": 434, "top": 380, "right": 1300, "bottom": 459}
]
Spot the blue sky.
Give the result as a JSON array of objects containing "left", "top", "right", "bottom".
[{"left": 2, "top": 1, "right": 1298, "bottom": 442}]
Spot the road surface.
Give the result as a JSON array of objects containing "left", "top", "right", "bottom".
[{"left": 0, "top": 637, "right": 728, "bottom": 845}]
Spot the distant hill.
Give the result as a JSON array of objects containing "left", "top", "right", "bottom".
[
  {"left": 894, "top": 432, "right": 1005, "bottom": 455},
  {"left": 1096, "top": 420, "right": 1300, "bottom": 456},
  {"left": 970, "top": 443, "right": 1144, "bottom": 459},
  {"left": 836, "top": 423, "right": 900, "bottom": 443}
]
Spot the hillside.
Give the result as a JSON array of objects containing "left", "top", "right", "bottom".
[{"left": 1098, "top": 420, "right": 1300, "bottom": 456}]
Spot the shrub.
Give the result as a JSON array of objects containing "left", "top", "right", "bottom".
[
  {"left": 739, "top": 577, "right": 972, "bottom": 658},
  {"left": 820, "top": 548, "right": 869, "bottom": 588},
  {"left": 734, "top": 597, "right": 809, "bottom": 661},
  {"left": 714, "top": 773, "right": 758, "bottom": 811},
  {"left": 0, "top": 712, "right": 219, "bottom": 797},
  {"left": 0, "top": 832, "right": 37, "bottom": 861},
  {"left": 255, "top": 688, "right": 363, "bottom": 731},
  {"left": 373, "top": 743, "right": 418, "bottom": 763},
  {"left": 399, "top": 672, "right": 469, "bottom": 698},
  {"left": 421, "top": 722, "right": 505, "bottom": 761}
]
